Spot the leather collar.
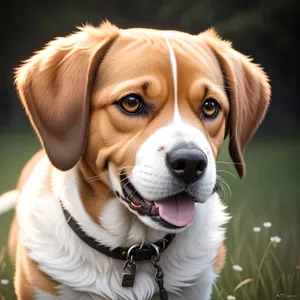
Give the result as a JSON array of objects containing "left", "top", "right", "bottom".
[{"left": 61, "top": 202, "right": 176, "bottom": 261}]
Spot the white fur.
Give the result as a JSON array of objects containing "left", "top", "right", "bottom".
[
  {"left": 0, "top": 190, "right": 19, "bottom": 214},
  {"left": 17, "top": 156, "right": 229, "bottom": 300},
  {"left": 164, "top": 38, "right": 181, "bottom": 125}
]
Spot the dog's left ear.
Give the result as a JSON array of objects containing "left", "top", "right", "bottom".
[
  {"left": 200, "top": 29, "right": 271, "bottom": 178},
  {"left": 15, "top": 22, "right": 119, "bottom": 171}
]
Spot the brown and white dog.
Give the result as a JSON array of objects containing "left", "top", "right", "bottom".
[{"left": 0, "top": 22, "right": 270, "bottom": 299}]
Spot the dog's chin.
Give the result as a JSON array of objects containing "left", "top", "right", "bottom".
[{"left": 115, "top": 171, "right": 210, "bottom": 233}]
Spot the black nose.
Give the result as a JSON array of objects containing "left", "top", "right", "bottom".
[{"left": 166, "top": 147, "right": 207, "bottom": 184}]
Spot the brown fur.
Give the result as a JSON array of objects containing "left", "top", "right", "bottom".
[
  {"left": 201, "top": 29, "right": 271, "bottom": 177},
  {"left": 9, "top": 22, "right": 270, "bottom": 297},
  {"left": 15, "top": 23, "right": 119, "bottom": 171},
  {"left": 15, "top": 243, "right": 59, "bottom": 299},
  {"left": 214, "top": 241, "right": 227, "bottom": 274}
]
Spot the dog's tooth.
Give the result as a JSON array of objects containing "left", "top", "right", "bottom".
[
  {"left": 129, "top": 202, "right": 141, "bottom": 209},
  {"left": 151, "top": 206, "right": 159, "bottom": 216}
]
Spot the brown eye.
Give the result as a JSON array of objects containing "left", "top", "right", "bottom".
[
  {"left": 202, "top": 98, "right": 220, "bottom": 119},
  {"left": 118, "top": 94, "right": 143, "bottom": 114}
]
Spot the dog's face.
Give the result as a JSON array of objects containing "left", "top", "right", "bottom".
[
  {"left": 16, "top": 23, "right": 270, "bottom": 232},
  {"left": 87, "top": 30, "right": 230, "bottom": 231}
]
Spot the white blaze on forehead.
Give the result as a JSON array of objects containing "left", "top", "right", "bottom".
[{"left": 164, "top": 38, "right": 182, "bottom": 126}]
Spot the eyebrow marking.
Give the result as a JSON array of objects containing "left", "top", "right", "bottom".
[
  {"left": 141, "top": 81, "right": 150, "bottom": 92},
  {"left": 164, "top": 38, "right": 182, "bottom": 126},
  {"left": 203, "top": 86, "right": 209, "bottom": 100}
]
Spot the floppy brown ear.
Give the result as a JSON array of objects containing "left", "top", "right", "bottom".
[
  {"left": 15, "top": 22, "right": 119, "bottom": 171},
  {"left": 200, "top": 29, "right": 271, "bottom": 178}
]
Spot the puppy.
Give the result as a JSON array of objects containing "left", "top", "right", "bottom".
[{"left": 0, "top": 22, "right": 270, "bottom": 299}]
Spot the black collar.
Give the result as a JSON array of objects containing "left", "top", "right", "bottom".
[{"left": 61, "top": 202, "right": 176, "bottom": 261}]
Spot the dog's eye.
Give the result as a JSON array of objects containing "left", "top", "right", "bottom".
[
  {"left": 117, "top": 94, "right": 144, "bottom": 114},
  {"left": 202, "top": 99, "right": 220, "bottom": 119}
]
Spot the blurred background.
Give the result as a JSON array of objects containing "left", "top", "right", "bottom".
[
  {"left": 1, "top": 0, "right": 300, "bottom": 132},
  {"left": 0, "top": 0, "right": 299, "bottom": 299}
]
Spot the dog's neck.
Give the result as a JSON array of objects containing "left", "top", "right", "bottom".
[
  {"left": 52, "top": 161, "right": 166, "bottom": 249},
  {"left": 77, "top": 158, "right": 115, "bottom": 225}
]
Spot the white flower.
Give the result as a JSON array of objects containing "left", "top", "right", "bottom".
[
  {"left": 253, "top": 227, "right": 261, "bottom": 232},
  {"left": 270, "top": 236, "right": 281, "bottom": 244},
  {"left": 227, "top": 296, "right": 236, "bottom": 300},
  {"left": 232, "top": 265, "right": 243, "bottom": 272},
  {"left": 263, "top": 222, "right": 272, "bottom": 228},
  {"left": 0, "top": 279, "right": 9, "bottom": 285}
]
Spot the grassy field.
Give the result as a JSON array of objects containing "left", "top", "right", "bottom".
[{"left": 0, "top": 130, "right": 300, "bottom": 299}]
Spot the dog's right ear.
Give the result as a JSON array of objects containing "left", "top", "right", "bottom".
[
  {"left": 15, "top": 22, "right": 119, "bottom": 171},
  {"left": 200, "top": 29, "right": 271, "bottom": 179}
]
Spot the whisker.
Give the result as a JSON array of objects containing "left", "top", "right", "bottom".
[
  {"left": 217, "top": 160, "right": 244, "bottom": 165},
  {"left": 122, "top": 180, "right": 133, "bottom": 190},
  {"left": 85, "top": 171, "right": 110, "bottom": 182},
  {"left": 120, "top": 175, "right": 132, "bottom": 184},
  {"left": 216, "top": 180, "right": 226, "bottom": 201},
  {"left": 217, "top": 175, "right": 232, "bottom": 199},
  {"left": 103, "top": 187, "right": 114, "bottom": 204},
  {"left": 217, "top": 169, "right": 237, "bottom": 180},
  {"left": 120, "top": 165, "right": 135, "bottom": 170},
  {"left": 216, "top": 160, "right": 242, "bottom": 173},
  {"left": 85, "top": 165, "right": 136, "bottom": 182}
]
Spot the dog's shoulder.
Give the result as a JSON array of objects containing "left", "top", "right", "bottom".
[{"left": 9, "top": 150, "right": 46, "bottom": 262}]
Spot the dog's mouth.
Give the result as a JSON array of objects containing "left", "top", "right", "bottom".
[{"left": 118, "top": 172, "right": 196, "bottom": 229}]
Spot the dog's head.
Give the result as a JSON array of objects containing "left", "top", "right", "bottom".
[{"left": 15, "top": 22, "right": 270, "bottom": 232}]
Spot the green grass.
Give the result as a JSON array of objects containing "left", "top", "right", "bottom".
[
  {"left": 213, "top": 137, "right": 300, "bottom": 299},
  {"left": 0, "top": 131, "right": 300, "bottom": 299}
]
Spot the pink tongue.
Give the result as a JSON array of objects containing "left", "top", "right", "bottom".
[{"left": 155, "top": 193, "right": 196, "bottom": 227}]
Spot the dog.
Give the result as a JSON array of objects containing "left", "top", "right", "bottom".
[{"left": 0, "top": 21, "right": 270, "bottom": 299}]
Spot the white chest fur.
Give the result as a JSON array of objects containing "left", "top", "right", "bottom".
[{"left": 17, "top": 157, "right": 229, "bottom": 300}]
